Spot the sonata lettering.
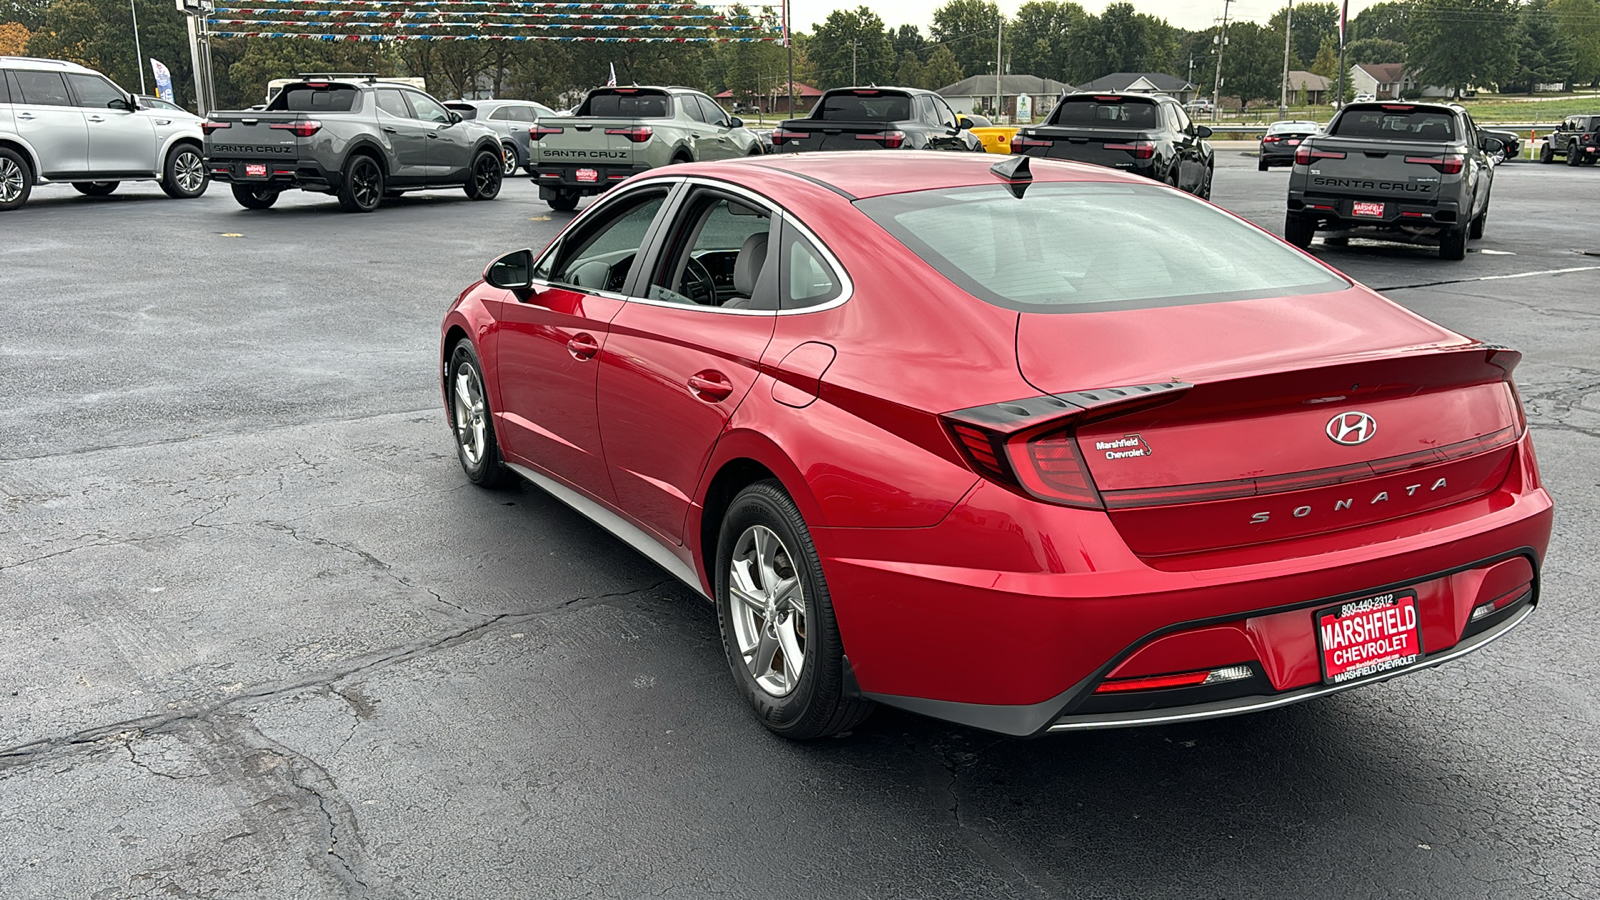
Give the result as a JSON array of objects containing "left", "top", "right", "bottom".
[{"left": 1249, "top": 478, "right": 1448, "bottom": 524}]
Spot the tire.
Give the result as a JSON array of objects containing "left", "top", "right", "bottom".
[
  {"left": 464, "top": 149, "right": 503, "bottom": 200},
  {"left": 500, "top": 142, "right": 519, "bottom": 177},
  {"left": 1197, "top": 165, "right": 1214, "bottom": 200},
  {"left": 1469, "top": 207, "right": 1487, "bottom": 240},
  {"left": 546, "top": 189, "right": 580, "bottom": 212},
  {"left": 1567, "top": 142, "right": 1581, "bottom": 166},
  {"left": 72, "top": 181, "right": 119, "bottom": 196},
  {"left": 1540, "top": 143, "right": 1554, "bottom": 164},
  {"left": 160, "top": 144, "right": 208, "bottom": 199},
  {"left": 715, "top": 480, "right": 874, "bottom": 740},
  {"left": 1284, "top": 213, "right": 1315, "bottom": 249},
  {"left": 446, "top": 340, "right": 510, "bottom": 489},
  {"left": 230, "top": 183, "right": 279, "bottom": 209},
  {"left": 0, "top": 148, "right": 31, "bottom": 211},
  {"left": 1439, "top": 225, "right": 1467, "bottom": 260},
  {"left": 1258, "top": 158, "right": 1269, "bottom": 172},
  {"left": 336, "top": 154, "right": 384, "bottom": 212}
]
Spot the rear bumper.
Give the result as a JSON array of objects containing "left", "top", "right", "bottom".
[
  {"left": 1288, "top": 189, "right": 1466, "bottom": 229},
  {"left": 814, "top": 435, "right": 1552, "bottom": 737},
  {"left": 206, "top": 158, "right": 334, "bottom": 192},
  {"left": 532, "top": 163, "right": 650, "bottom": 194}
]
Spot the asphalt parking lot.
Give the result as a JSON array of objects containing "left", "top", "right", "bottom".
[{"left": 3, "top": 152, "right": 1597, "bottom": 899}]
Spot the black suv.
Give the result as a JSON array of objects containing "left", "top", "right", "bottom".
[
  {"left": 1010, "top": 92, "right": 1215, "bottom": 197},
  {"left": 1539, "top": 115, "right": 1600, "bottom": 166},
  {"left": 771, "top": 86, "right": 983, "bottom": 153}
]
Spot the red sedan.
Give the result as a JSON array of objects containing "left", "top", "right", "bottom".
[{"left": 439, "top": 152, "right": 1552, "bottom": 738}]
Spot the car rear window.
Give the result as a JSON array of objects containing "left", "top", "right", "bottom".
[
  {"left": 1330, "top": 106, "right": 1456, "bottom": 141},
  {"left": 579, "top": 90, "right": 671, "bottom": 118},
  {"left": 816, "top": 90, "right": 913, "bottom": 121},
  {"left": 855, "top": 183, "right": 1345, "bottom": 313},
  {"left": 1049, "top": 97, "right": 1159, "bottom": 128},
  {"left": 270, "top": 84, "right": 361, "bottom": 112},
  {"left": 1267, "top": 120, "right": 1318, "bottom": 134}
]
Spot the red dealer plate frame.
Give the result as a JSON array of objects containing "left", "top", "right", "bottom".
[
  {"left": 1317, "top": 591, "right": 1423, "bottom": 685},
  {"left": 575, "top": 168, "right": 599, "bottom": 183},
  {"left": 244, "top": 163, "right": 268, "bottom": 178},
  {"left": 1352, "top": 201, "right": 1385, "bottom": 218}
]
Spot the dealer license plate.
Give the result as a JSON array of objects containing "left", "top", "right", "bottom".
[
  {"left": 1287, "top": 139, "right": 1301, "bottom": 146},
  {"left": 1317, "top": 591, "right": 1422, "bottom": 684},
  {"left": 244, "top": 163, "right": 267, "bottom": 178},
  {"left": 575, "top": 168, "right": 599, "bottom": 183},
  {"left": 1352, "top": 201, "right": 1385, "bottom": 218}
]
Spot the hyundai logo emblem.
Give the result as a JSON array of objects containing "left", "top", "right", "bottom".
[{"left": 1327, "top": 411, "right": 1377, "bottom": 446}]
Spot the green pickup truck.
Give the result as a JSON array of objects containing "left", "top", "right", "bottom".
[{"left": 528, "top": 86, "right": 762, "bottom": 210}]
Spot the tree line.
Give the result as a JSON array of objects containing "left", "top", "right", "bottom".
[{"left": 3, "top": 0, "right": 1599, "bottom": 112}]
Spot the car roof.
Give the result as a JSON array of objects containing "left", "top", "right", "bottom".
[
  {"left": 0, "top": 56, "right": 94, "bottom": 73},
  {"left": 676, "top": 151, "right": 1149, "bottom": 201}
]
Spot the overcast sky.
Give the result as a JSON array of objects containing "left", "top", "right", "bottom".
[{"left": 795, "top": 1, "right": 1385, "bottom": 34}]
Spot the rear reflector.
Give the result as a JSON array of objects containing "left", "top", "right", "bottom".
[{"left": 1096, "top": 665, "right": 1254, "bottom": 694}]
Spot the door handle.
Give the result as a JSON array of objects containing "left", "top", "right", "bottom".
[
  {"left": 566, "top": 333, "right": 600, "bottom": 361},
  {"left": 382, "top": 126, "right": 398, "bottom": 133},
  {"left": 427, "top": 132, "right": 440, "bottom": 139},
  {"left": 87, "top": 115, "right": 104, "bottom": 122},
  {"left": 687, "top": 372, "right": 733, "bottom": 402},
  {"left": 17, "top": 112, "right": 34, "bottom": 119}
]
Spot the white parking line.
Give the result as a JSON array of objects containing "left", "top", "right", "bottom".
[{"left": 1381, "top": 264, "right": 1600, "bottom": 291}]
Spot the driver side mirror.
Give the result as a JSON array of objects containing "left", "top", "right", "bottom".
[
  {"left": 1481, "top": 136, "right": 1505, "bottom": 154},
  {"left": 485, "top": 249, "right": 534, "bottom": 291},
  {"left": 729, "top": 116, "right": 744, "bottom": 129},
  {"left": 1194, "top": 125, "right": 1213, "bottom": 139},
  {"left": 109, "top": 96, "right": 134, "bottom": 112},
  {"left": 447, "top": 111, "right": 462, "bottom": 125},
  {"left": 957, "top": 115, "right": 974, "bottom": 131}
]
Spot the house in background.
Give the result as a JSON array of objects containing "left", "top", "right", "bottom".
[
  {"left": 1073, "top": 72, "right": 1198, "bottom": 104},
  {"left": 937, "top": 74, "right": 1074, "bottom": 120},
  {"left": 714, "top": 81, "right": 823, "bottom": 116},
  {"left": 1351, "top": 63, "right": 1409, "bottom": 99},
  {"left": 1287, "top": 70, "right": 1331, "bottom": 105}
]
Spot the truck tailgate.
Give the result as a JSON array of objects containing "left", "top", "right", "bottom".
[
  {"left": 1297, "top": 136, "right": 1458, "bottom": 207},
  {"left": 773, "top": 119, "right": 906, "bottom": 151},
  {"left": 531, "top": 117, "right": 643, "bottom": 166},
  {"left": 204, "top": 113, "right": 304, "bottom": 160}
]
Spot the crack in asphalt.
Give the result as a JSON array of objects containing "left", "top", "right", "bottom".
[{"left": 921, "top": 739, "right": 1066, "bottom": 900}]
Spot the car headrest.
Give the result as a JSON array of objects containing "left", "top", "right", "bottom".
[{"left": 732, "top": 231, "right": 770, "bottom": 300}]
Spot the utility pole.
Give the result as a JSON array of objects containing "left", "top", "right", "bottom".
[
  {"left": 1336, "top": 0, "right": 1348, "bottom": 106},
  {"left": 852, "top": 38, "right": 858, "bottom": 85},
  {"left": 784, "top": 0, "right": 794, "bottom": 116},
  {"left": 131, "top": 0, "right": 147, "bottom": 93},
  {"left": 1211, "top": 0, "right": 1232, "bottom": 121},
  {"left": 995, "top": 16, "right": 1003, "bottom": 122},
  {"left": 1280, "top": 0, "right": 1293, "bottom": 118}
]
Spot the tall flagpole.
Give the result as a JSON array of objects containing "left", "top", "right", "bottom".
[
  {"left": 1279, "top": 0, "right": 1292, "bottom": 118},
  {"left": 1336, "top": 0, "right": 1348, "bottom": 106},
  {"left": 131, "top": 0, "right": 147, "bottom": 93},
  {"left": 784, "top": 0, "right": 794, "bottom": 117}
]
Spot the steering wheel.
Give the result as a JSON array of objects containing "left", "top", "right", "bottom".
[
  {"left": 682, "top": 257, "right": 720, "bottom": 306},
  {"left": 604, "top": 254, "right": 634, "bottom": 293}
]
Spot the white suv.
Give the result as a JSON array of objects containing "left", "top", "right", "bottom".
[{"left": 0, "top": 56, "right": 208, "bottom": 211}]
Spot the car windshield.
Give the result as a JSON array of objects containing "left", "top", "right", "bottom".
[
  {"left": 816, "top": 91, "right": 913, "bottom": 121},
  {"left": 855, "top": 182, "right": 1346, "bottom": 313},
  {"left": 579, "top": 90, "right": 671, "bottom": 118},
  {"left": 1050, "top": 98, "right": 1159, "bottom": 128},
  {"left": 1331, "top": 107, "right": 1456, "bottom": 141}
]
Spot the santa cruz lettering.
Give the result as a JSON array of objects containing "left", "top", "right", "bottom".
[
  {"left": 1310, "top": 177, "right": 1436, "bottom": 192},
  {"left": 1249, "top": 477, "right": 1447, "bottom": 524}
]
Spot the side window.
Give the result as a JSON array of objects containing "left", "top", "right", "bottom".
[
  {"left": 933, "top": 96, "right": 959, "bottom": 129},
  {"left": 696, "top": 96, "right": 728, "bottom": 126},
  {"left": 12, "top": 70, "right": 73, "bottom": 106},
  {"left": 779, "top": 223, "right": 844, "bottom": 310},
  {"left": 375, "top": 89, "right": 412, "bottom": 118},
  {"left": 0, "top": 70, "right": 11, "bottom": 105},
  {"left": 681, "top": 95, "right": 710, "bottom": 124},
  {"left": 1171, "top": 103, "right": 1193, "bottom": 133},
  {"left": 508, "top": 105, "right": 536, "bottom": 122},
  {"left": 647, "top": 189, "right": 774, "bottom": 309},
  {"left": 408, "top": 92, "right": 451, "bottom": 124},
  {"left": 537, "top": 187, "right": 670, "bottom": 294},
  {"left": 65, "top": 73, "right": 125, "bottom": 109}
]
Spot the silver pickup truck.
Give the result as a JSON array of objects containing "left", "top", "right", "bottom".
[
  {"left": 529, "top": 86, "right": 761, "bottom": 211},
  {"left": 204, "top": 78, "right": 504, "bottom": 212}
]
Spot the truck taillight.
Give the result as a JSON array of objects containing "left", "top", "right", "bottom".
[
  {"left": 1010, "top": 133, "right": 1051, "bottom": 152},
  {"left": 269, "top": 120, "right": 322, "bottom": 138},
  {"left": 1105, "top": 140, "right": 1156, "bottom": 159},
  {"left": 1294, "top": 146, "right": 1346, "bottom": 165},
  {"left": 201, "top": 120, "right": 230, "bottom": 134},
  {"left": 856, "top": 130, "right": 906, "bottom": 148},
  {"left": 1405, "top": 154, "right": 1464, "bottom": 174},
  {"left": 530, "top": 125, "right": 565, "bottom": 140},
  {"left": 605, "top": 126, "right": 654, "bottom": 143},
  {"left": 770, "top": 129, "right": 805, "bottom": 146}
]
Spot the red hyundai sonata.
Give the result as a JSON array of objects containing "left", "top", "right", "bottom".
[{"left": 439, "top": 152, "right": 1552, "bottom": 738}]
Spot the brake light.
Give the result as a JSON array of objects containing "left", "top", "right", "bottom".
[
  {"left": 530, "top": 125, "right": 565, "bottom": 139},
  {"left": 1405, "top": 154, "right": 1464, "bottom": 174},
  {"left": 1104, "top": 140, "right": 1156, "bottom": 159},
  {"left": 1294, "top": 146, "right": 1346, "bottom": 165},
  {"left": 304, "top": 82, "right": 329, "bottom": 88},
  {"left": 1010, "top": 133, "right": 1052, "bottom": 152},
  {"left": 605, "top": 125, "right": 653, "bottom": 143},
  {"left": 1007, "top": 429, "right": 1101, "bottom": 507},
  {"left": 201, "top": 120, "right": 230, "bottom": 134},
  {"left": 1381, "top": 104, "right": 1413, "bottom": 111},
  {"left": 1263, "top": 135, "right": 1281, "bottom": 143},
  {"left": 269, "top": 120, "right": 322, "bottom": 137},
  {"left": 856, "top": 130, "right": 906, "bottom": 148},
  {"left": 770, "top": 129, "right": 805, "bottom": 146},
  {"left": 1094, "top": 95, "right": 1122, "bottom": 101}
]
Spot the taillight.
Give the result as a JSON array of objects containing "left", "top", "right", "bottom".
[
  {"left": 201, "top": 120, "right": 230, "bottom": 134},
  {"left": 530, "top": 125, "right": 565, "bottom": 140},
  {"left": 1405, "top": 154, "right": 1464, "bottom": 174},
  {"left": 856, "top": 130, "right": 906, "bottom": 148},
  {"left": 1105, "top": 140, "right": 1156, "bottom": 159},
  {"left": 1010, "top": 133, "right": 1051, "bottom": 152},
  {"left": 605, "top": 125, "right": 653, "bottom": 143},
  {"left": 770, "top": 129, "right": 805, "bottom": 146},
  {"left": 1294, "top": 146, "right": 1346, "bottom": 165},
  {"left": 269, "top": 120, "right": 322, "bottom": 138},
  {"left": 1263, "top": 135, "right": 1281, "bottom": 143},
  {"left": 1007, "top": 429, "right": 1101, "bottom": 507}
]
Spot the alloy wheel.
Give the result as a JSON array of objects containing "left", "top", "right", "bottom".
[
  {"left": 475, "top": 155, "right": 500, "bottom": 194},
  {"left": 0, "top": 157, "right": 22, "bottom": 203},
  {"left": 728, "top": 524, "right": 807, "bottom": 697},
  {"left": 452, "top": 364, "right": 487, "bottom": 466},
  {"left": 501, "top": 147, "right": 517, "bottom": 177},
  {"left": 352, "top": 160, "right": 381, "bottom": 208},
  {"left": 175, "top": 150, "right": 205, "bottom": 194}
]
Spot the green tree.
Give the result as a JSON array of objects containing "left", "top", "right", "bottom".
[
  {"left": 1345, "top": 38, "right": 1407, "bottom": 66},
  {"left": 931, "top": 0, "right": 1001, "bottom": 82},
  {"left": 804, "top": 7, "right": 891, "bottom": 88},
  {"left": 1008, "top": 1, "right": 1089, "bottom": 82},
  {"left": 1407, "top": 0, "right": 1519, "bottom": 96},
  {"left": 1506, "top": 0, "right": 1575, "bottom": 92},
  {"left": 28, "top": 0, "right": 195, "bottom": 104},
  {"left": 1218, "top": 20, "right": 1283, "bottom": 106},
  {"left": 890, "top": 23, "right": 926, "bottom": 61},
  {"left": 1551, "top": 0, "right": 1600, "bottom": 83},
  {"left": 1307, "top": 33, "right": 1353, "bottom": 102},
  {"left": 920, "top": 43, "right": 964, "bottom": 91},
  {"left": 1266, "top": 2, "right": 1339, "bottom": 70},
  {"left": 1351, "top": 1, "right": 1411, "bottom": 44}
]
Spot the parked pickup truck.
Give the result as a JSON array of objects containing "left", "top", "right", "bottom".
[
  {"left": 1285, "top": 101, "right": 1505, "bottom": 260},
  {"left": 204, "top": 78, "right": 505, "bottom": 212},
  {"left": 770, "top": 86, "right": 983, "bottom": 154},
  {"left": 528, "top": 85, "right": 761, "bottom": 211},
  {"left": 1538, "top": 114, "right": 1600, "bottom": 165},
  {"left": 1009, "top": 92, "right": 1214, "bottom": 198}
]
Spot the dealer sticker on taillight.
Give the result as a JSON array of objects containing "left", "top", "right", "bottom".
[
  {"left": 1352, "top": 201, "right": 1385, "bottom": 218},
  {"left": 1317, "top": 591, "right": 1421, "bottom": 684}
]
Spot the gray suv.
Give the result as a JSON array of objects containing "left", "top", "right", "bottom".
[
  {"left": 0, "top": 56, "right": 209, "bottom": 211},
  {"left": 444, "top": 99, "right": 559, "bottom": 176}
]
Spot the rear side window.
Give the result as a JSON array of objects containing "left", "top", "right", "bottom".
[
  {"left": 816, "top": 91, "right": 912, "bottom": 121},
  {"left": 270, "top": 84, "right": 360, "bottom": 112},
  {"left": 780, "top": 225, "right": 843, "bottom": 310},
  {"left": 11, "top": 70, "right": 73, "bottom": 106},
  {"left": 0, "top": 70, "right": 10, "bottom": 104},
  {"left": 1331, "top": 107, "right": 1456, "bottom": 142},
  {"left": 856, "top": 183, "right": 1345, "bottom": 313},
  {"left": 579, "top": 90, "right": 671, "bottom": 118},
  {"left": 1050, "top": 98, "right": 1159, "bottom": 128},
  {"left": 375, "top": 89, "right": 411, "bottom": 118}
]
